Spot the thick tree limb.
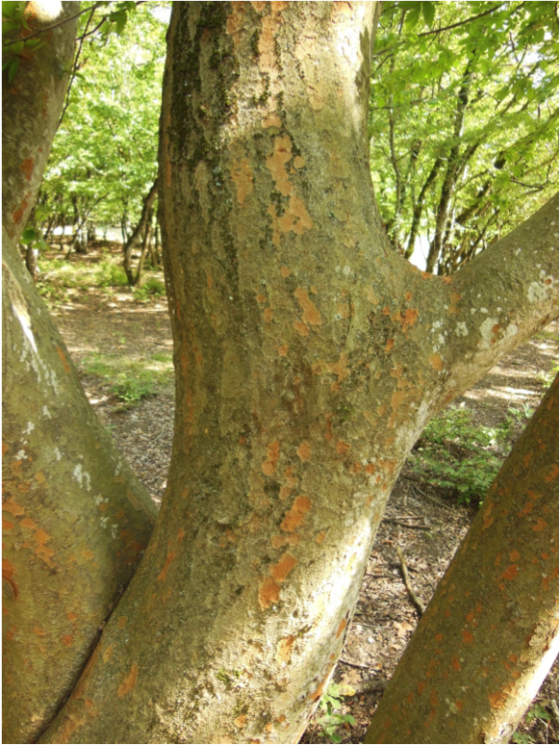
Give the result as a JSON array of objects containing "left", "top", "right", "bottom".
[{"left": 366, "top": 376, "right": 559, "bottom": 744}]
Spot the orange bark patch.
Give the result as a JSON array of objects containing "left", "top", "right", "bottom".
[
  {"left": 157, "top": 550, "right": 176, "bottom": 582},
  {"left": 262, "top": 112, "right": 282, "bottom": 128},
  {"left": 280, "top": 496, "right": 311, "bottom": 532},
  {"left": 336, "top": 440, "right": 350, "bottom": 456},
  {"left": 276, "top": 635, "right": 296, "bottom": 664},
  {"left": 102, "top": 646, "right": 113, "bottom": 664},
  {"left": 326, "top": 352, "right": 350, "bottom": 385},
  {"left": 117, "top": 616, "right": 128, "bottom": 629},
  {"left": 270, "top": 553, "right": 297, "bottom": 582},
  {"left": 13, "top": 195, "right": 29, "bottom": 226},
  {"left": 394, "top": 308, "right": 419, "bottom": 333},
  {"left": 3, "top": 518, "right": 14, "bottom": 531},
  {"left": 34, "top": 528, "right": 55, "bottom": 566},
  {"left": 262, "top": 441, "right": 280, "bottom": 476},
  {"left": 280, "top": 265, "right": 291, "bottom": 277},
  {"left": 391, "top": 389, "right": 406, "bottom": 411},
  {"left": 316, "top": 530, "right": 326, "bottom": 544},
  {"left": 267, "top": 134, "right": 293, "bottom": 195},
  {"left": 488, "top": 690, "right": 507, "bottom": 710},
  {"left": 230, "top": 158, "right": 254, "bottom": 207},
  {"left": 264, "top": 308, "right": 273, "bottom": 323},
  {"left": 234, "top": 715, "right": 248, "bottom": 729},
  {"left": 293, "top": 155, "right": 306, "bottom": 169},
  {"left": 543, "top": 567, "right": 558, "bottom": 591},
  {"left": 297, "top": 440, "right": 311, "bottom": 461},
  {"left": 3, "top": 499, "right": 25, "bottom": 516},
  {"left": 56, "top": 345, "right": 71, "bottom": 373},
  {"left": 20, "top": 158, "right": 34, "bottom": 181},
  {"left": 294, "top": 320, "right": 309, "bottom": 336},
  {"left": 0, "top": 559, "right": 19, "bottom": 600},
  {"left": 448, "top": 291, "right": 461, "bottom": 314},
  {"left": 336, "top": 618, "right": 347, "bottom": 638},
  {"left": 177, "top": 528, "right": 185, "bottom": 543},
  {"left": 429, "top": 353, "right": 444, "bottom": 371},
  {"left": 365, "top": 286, "right": 379, "bottom": 305},
  {"left": 385, "top": 338, "right": 395, "bottom": 352},
  {"left": 532, "top": 518, "right": 547, "bottom": 532},
  {"left": 451, "top": 656, "right": 461, "bottom": 671},
  {"left": 61, "top": 634, "right": 74, "bottom": 647},
  {"left": 545, "top": 464, "right": 559, "bottom": 482},
  {"left": 294, "top": 288, "right": 322, "bottom": 326},
  {"left": 271, "top": 534, "right": 300, "bottom": 548},
  {"left": 118, "top": 663, "right": 139, "bottom": 698},
  {"left": 462, "top": 630, "right": 474, "bottom": 643},
  {"left": 278, "top": 344, "right": 288, "bottom": 357},
  {"left": 509, "top": 550, "right": 520, "bottom": 562},
  {"left": 259, "top": 576, "right": 281, "bottom": 609}
]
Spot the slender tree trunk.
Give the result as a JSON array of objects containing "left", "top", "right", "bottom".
[
  {"left": 365, "top": 376, "right": 559, "bottom": 745},
  {"left": 123, "top": 177, "right": 159, "bottom": 285},
  {"left": 41, "top": 4, "right": 557, "bottom": 744},
  {"left": 426, "top": 64, "right": 473, "bottom": 273}
]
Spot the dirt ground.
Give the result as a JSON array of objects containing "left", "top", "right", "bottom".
[{"left": 50, "top": 272, "right": 559, "bottom": 745}]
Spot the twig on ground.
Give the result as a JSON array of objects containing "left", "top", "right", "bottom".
[
  {"left": 383, "top": 518, "right": 430, "bottom": 530},
  {"left": 340, "top": 658, "right": 370, "bottom": 670},
  {"left": 407, "top": 480, "right": 456, "bottom": 512},
  {"left": 396, "top": 546, "right": 426, "bottom": 615}
]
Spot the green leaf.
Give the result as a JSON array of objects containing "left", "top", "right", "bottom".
[
  {"left": 7, "top": 56, "right": 18, "bottom": 82},
  {"left": 421, "top": 2, "right": 435, "bottom": 28}
]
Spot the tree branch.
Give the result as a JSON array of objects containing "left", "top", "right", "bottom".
[{"left": 437, "top": 195, "right": 559, "bottom": 405}]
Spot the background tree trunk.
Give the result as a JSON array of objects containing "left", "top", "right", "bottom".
[{"left": 365, "top": 376, "right": 559, "bottom": 745}]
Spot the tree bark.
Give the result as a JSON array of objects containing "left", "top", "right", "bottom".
[
  {"left": 2, "top": 1, "right": 77, "bottom": 244},
  {"left": 365, "top": 376, "right": 559, "bottom": 744},
  {"left": 2, "top": 5, "right": 157, "bottom": 742},
  {"left": 40, "top": 4, "right": 557, "bottom": 744}
]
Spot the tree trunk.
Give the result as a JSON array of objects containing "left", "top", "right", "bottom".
[
  {"left": 123, "top": 177, "right": 159, "bottom": 285},
  {"left": 2, "top": 6, "right": 157, "bottom": 742},
  {"left": 41, "top": 4, "right": 557, "bottom": 744},
  {"left": 365, "top": 376, "right": 559, "bottom": 745}
]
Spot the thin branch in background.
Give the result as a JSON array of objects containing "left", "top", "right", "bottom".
[
  {"left": 2, "top": 1, "right": 146, "bottom": 48},
  {"left": 58, "top": 4, "right": 98, "bottom": 129}
]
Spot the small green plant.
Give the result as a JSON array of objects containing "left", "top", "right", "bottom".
[
  {"left": 96, "top": 261, "right": 129, "bottom": 288},
  {"left": 317, "top": 684, "right": 356, "bottom": 744},
  {"left": 133, "top": 276, "right": 166, "bottom": 301},
  {"left": 512, "top": 732, "right": 535, "bottom": 744},
  {"left": 525, "top": 703, "right": 551, "bottom": 723},
  {"left": 82, "top": 351, "right": 173, "bottom": 407},
  {"left": 410, "top": 406, "right": 512, "bottom": 507}
]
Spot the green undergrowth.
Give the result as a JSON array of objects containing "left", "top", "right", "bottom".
[
  {"left": 410, "top": 403, "right": 534, "bottom": 507},
  {"left": 82, "top": 350, "right": 173, "bottom": 407},
  {"left": 37, "top": 255, "right": 166, "bottom": 307},
  {"left": 317, "top": 684, "right": 356, "bottom": 744}
]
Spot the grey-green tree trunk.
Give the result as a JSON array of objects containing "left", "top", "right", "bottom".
[
  {"left": 365, "top": 376, "right": 559, "bottom": 745},
  {"left": 2, "top": 4, "right": 156, "bottom": 742},
  {"left": 39, "top": 3, "right": 558, "bottom": 744}
]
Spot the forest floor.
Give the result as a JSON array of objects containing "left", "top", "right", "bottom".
[{"left": 43, "top": 246, "right": 559, "bottom": 745}]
